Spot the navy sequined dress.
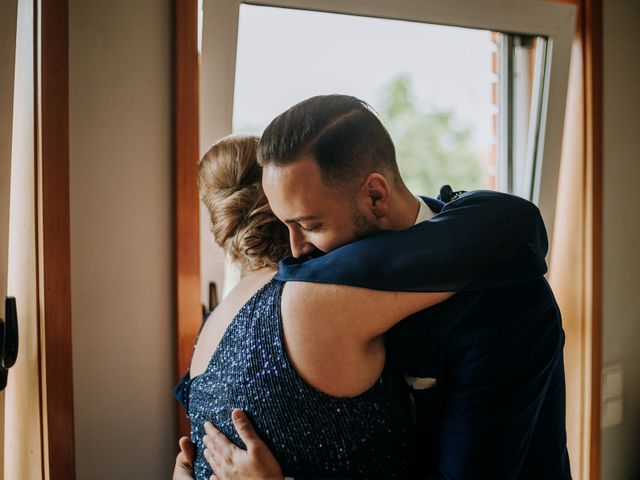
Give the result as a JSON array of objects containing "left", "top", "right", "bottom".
[{"left": 174, "top": 278, "right": 415, "bottom": 480}]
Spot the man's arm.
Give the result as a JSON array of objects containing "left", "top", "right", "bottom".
[
  {"left": 275, "top": 191, "right": 548, "bottom": 292},
  {"left": 170, "top": 415, "right": 285, "bottom": 480}
]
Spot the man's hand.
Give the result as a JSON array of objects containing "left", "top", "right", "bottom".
[
  {"left": 203, "top": 408, "right": 284, "bottom": 480},
  {"left": 172, "top": 436, "right": 196, "bottom": 480}
]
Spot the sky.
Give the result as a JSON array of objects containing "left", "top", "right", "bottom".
[{"left": 230, "top": 4, "right": 494, "bottom": 150}]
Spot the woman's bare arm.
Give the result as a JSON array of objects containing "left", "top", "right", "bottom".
[
  {"left": 282, "top": 282, "right": 453, "bottom": 340},
  {"left": 280, "top": 282, "right": 453, "bottom": 397}
]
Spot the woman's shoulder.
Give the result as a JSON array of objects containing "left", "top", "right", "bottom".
[
  {"left": 189, "top": 270, "right": 278, "bottom": 377},
  {"left": 280, "top": 281, "right": 387, "bottom": 397}
]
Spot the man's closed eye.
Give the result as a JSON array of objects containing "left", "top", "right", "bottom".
[{"left": 300, "top": 224, "right": 321, "bottom": 233}]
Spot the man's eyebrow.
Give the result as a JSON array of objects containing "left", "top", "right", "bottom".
[{"left": 285, "top": 215, "right": 319, "bottom": 223}]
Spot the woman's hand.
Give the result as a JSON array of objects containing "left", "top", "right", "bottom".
[
  {"left": 172, "top": 436, "right": 196, "bottom": 480},
  {"left": 203, "top": 409, "right": 284, "bottom": 480}
]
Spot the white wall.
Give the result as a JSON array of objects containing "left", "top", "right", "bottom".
[
  {"left": 68, "top": 0, "right": 176, "bottom": 478},
  {"left": 601, "top": 0, "right": 640, "bottom": 478}
]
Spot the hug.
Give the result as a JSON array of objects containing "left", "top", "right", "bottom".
[{"left": 172, "top": 94, "right": 570, "bottom": 480}]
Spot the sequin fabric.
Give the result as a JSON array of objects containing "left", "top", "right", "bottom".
[{"left": 181, "top": 279, "right": 415, "bottom": 479}]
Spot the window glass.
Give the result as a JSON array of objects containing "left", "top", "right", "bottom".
[{"left": 232, "top": 4, "right": 496, "bottom": 196}]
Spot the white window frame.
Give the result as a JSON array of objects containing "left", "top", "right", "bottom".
[{"left": 200, "top": 0, "right": 576, "bottom": 251}]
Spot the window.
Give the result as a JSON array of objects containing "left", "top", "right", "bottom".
[
  {"left": 198, "top": 0, "right": 575, "bottom": 295},
  {"left": 497, "top": 33, "right": 550, "bottom": 201},
  {"left": 232, "top": 5, "right": 495, "bottom": 195},
  {"left": 200, "top": 0, "right": 574, "bottom": 218}
]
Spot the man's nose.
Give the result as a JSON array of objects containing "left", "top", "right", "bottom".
[{"left": 290, "top": 230, "right": 315, "bottom": 259}]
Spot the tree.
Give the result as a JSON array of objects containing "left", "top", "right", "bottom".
[{"left": 377, "top": 74, "right": 486, "bottom": 196}]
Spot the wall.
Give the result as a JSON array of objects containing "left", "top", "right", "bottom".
[
  {"left": 68, "top": 0, "right": 176, "bottom": 478},
  {"left": 601, "top": 0, "right": 640, "bottom": 478}
]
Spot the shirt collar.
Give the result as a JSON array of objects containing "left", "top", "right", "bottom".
[{"left": 414, "top": 195, "right": 435, "bottom": 224}]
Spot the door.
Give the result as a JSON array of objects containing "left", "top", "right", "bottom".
[
  {"left": 0, "top": 0, "right": 18, "bottom": 472},
  {"left": 1, "top": 0, "right": 44, "bottom": 478}
]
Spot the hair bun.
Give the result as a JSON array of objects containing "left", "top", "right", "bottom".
[{"left": 199, "top": 135, "right": 290, "bottom": 270}]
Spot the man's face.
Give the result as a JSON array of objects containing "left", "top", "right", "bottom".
[{"left": 262, "top": 155, "right": 380, "bottom": 258}]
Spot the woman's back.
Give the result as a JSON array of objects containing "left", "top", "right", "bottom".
[
  {"left": 184, "top": 278, "right": 415, "bottom": 480},
  {"left": 179, "top": 134, "right": 451, "bottom": 478}
]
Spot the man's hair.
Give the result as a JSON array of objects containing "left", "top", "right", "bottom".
[{"left": 257, "top": 95, "right": 400, "bottom": 188}]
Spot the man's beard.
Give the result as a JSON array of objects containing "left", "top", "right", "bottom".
[
  {"left": 352, "top": 209, "right": 382, "bottom": 241},
  {"left": 298, "top": 209, "right": 381, "bottom": 262}
]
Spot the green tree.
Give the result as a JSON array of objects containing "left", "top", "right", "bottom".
[{"left": 378, "top": 74, "right": 486, "bottom": 196}]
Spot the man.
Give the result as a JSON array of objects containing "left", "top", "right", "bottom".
[{"left": 174, "top": 95, "right": 570, "bottom": 479}]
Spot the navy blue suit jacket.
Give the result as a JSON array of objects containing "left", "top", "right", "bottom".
[{"left": 275, "top": 191, "right": 571, "bottom": 479}]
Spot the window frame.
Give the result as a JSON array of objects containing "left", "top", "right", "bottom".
[{"left": 200, "top": 0, "right": 576, "bottom": 243}]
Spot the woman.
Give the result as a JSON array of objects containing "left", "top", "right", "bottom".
[{"left": 174, "top": 135, "right": 452, "bottom": 480}]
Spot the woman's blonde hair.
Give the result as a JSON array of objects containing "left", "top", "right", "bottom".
[{"left": 199, "top": 135, "right": 290, "bottom": 271}]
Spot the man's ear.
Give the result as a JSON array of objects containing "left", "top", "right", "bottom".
[{"left": 361, "top": 173, "right": 390, "bottom": 219}]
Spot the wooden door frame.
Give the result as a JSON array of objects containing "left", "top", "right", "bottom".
[
  {"left": 173, "top": 0, "right": 201, "bottom": 438},
  {"left": 582, "top": 0, "right": 603, "bottom": 476},
  {"left": 37, "top": 0, "right": 76, "bottom": 478}
]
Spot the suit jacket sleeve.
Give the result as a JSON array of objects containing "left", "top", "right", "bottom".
[{"left": 275, "top": 190, "right": 548, "bottom": 292}]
